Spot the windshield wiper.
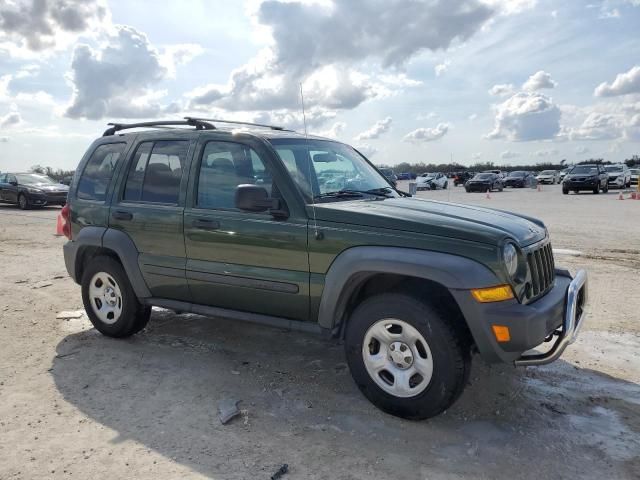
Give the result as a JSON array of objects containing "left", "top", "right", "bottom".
[{"left": 314, "top": 188, "right": 394, "bottom": 200}]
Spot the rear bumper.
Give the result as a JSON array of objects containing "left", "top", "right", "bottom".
[
  {"left": 452, "top": 269, "right": 588, "bottom": 365},
  {"left": 63, "top": 240, "right": 79, "bottom": 283}
]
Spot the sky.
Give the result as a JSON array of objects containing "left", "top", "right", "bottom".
[{"left": 0, "top": 0, "right": 639, "bottom": 172}]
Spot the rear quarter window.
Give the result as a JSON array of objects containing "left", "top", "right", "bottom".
[{"left": 77, "top": 143, "right": 126, "bottom": 202}]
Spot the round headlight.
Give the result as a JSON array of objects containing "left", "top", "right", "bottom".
[{"left": 503, "top": 243, "right": 518, "bottom": 278}]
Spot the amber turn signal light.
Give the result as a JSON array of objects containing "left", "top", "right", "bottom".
[
  {"left": 492, "top": 325, "right": 511, "bottom": 343},
  {"left": 470, "top": 285, "right": 514, "bottom": 303}
]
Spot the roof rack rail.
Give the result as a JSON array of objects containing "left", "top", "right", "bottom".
[
  {"left": 183, "top": 116, "right": 292, "bottom": 131},
  {"left": 102, "top": 119, "right": 215, "bottom": 137}
]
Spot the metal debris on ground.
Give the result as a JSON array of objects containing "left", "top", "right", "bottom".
[
  {"left": 217, "top": 398, "right": 241, "bottom": 424},
  {"left": 270, "top": 464, "right": 288, "bottom": 480},
  {"left": 56, "top": 310, "right": 85, "bottom": 320}
]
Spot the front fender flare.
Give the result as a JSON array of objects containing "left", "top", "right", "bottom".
[{"left": 317, "top": 246, "right": 500, "bottom": 330}]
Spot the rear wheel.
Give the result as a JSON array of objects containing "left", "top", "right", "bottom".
[
  {"left": 345, "top": 293, "right": 470, "bottom": 420},
  {"left": 81, "top": 256, "right": 151, "bottom": 338},
  {"left": 18, "top": 194, "right": 29, "bottom": 210}
]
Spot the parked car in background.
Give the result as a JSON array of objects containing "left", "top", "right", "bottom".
[
  {"left": 465, "top": 173, "right": 503, "bottom": 192},
  {"left": 562, "top": 165, "right": 608, "bottom": 194},
  {"left": 483, "top": 169, "right": 504, "bottom": 178},
  {"left": 378, "top": 168, "right": 397, "bottom": 187},
  {"left": 630, "top": 168, "right": 639, "bottom": 186},
  {"left": 0, "top": 172, "right": 69, "bottom": 209},
  {"left": 603, "top": 164, "right": 631, "bottom": 189},
  {"left": 396, "top": 172, "right": 411, "bottom": 180},
  {"left": 536, "top": 170, "right": 560, "bottom": 184},
  {"left": 453, "top": 171, "right": 474, "bottom": 186},
  {"left": 504, "top": 171, "right": 536, "bottom": 188},
  {"left": 60, "top": 175, "right": 74, "bottom": 186},
  {"left": 559, "top": 168, "right": 570, "bottom": 181},
  {"left": 417, "top": 172, "right": 448, "bottom": 190}
]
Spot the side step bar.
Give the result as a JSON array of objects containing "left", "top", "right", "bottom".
[{"left": 143, "top": 298, "right": 324, "bottom": 335}]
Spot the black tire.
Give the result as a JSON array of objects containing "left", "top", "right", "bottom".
[
  {"left": 345, "top": 293, "right": 470, "bottom": 420},
  {"left": 603, "top": 183, "right": 608, "bottom": 193},
  {"left": 444, "top": 181, "right": 448, "bottom": 190},
  {"left": 465, "top": 187, "right": 470, "bottom": 192},
  {"left": 18, "top": 193, "right": 29, "bottom": 210},
  {"left": 81, "top": 256, "right": 151, "bottom": 338},
  {"left": 593, "top": 186, "right": 599, "bottom": 194},
  {"left": 562, "top": 187, "right": 569, "bottom": 195}
]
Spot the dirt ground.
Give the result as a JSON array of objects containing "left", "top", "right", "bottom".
[{"left": 1, "top": 183, "right": 639, "bottom": 479}]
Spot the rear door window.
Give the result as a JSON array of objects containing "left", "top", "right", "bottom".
[
  {"left": 77, "top": 143, "right": 126, "bottom": 202},
  {"left": 123, "top": 140, "right": 189, "bottom": 204}
]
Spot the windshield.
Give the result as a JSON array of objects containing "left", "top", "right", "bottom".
[
  {"left": 604, "top": 165, "right": 623, "bottom": 172},
  {"left": 269, "top": 139, "right": 397, "bottom": 202},
  {"left": 540, "top": 170, "right": 555, "bottom": 175},
  {"left": 631, "top": 169, "right": 639, "bottom": 174},
  {"left": 570, "top": 166, "right": 598, "bottom": 175},
  {"left": 15, "top": 174, "right": 57, "bottom": 185},
  {"left": 421, "top": 172, "right": 435, "bottom": 178},
  {"left": 473, "top": 173, "right": 493, "bottom": 180},
  {"left": 508, "top": 171, "right": 526, "bottom": 177}
]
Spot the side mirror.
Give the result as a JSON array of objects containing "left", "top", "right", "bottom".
[{"left": 235, "top": 184, "right": 284, "bottom": 215}]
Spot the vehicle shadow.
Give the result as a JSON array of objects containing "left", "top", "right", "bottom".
[{"left": 51, "top": 310, "right": 640, "bottom": 479}]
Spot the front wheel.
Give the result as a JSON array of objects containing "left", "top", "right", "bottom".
[
  {"left": 593, "top": 186, "right": 599, "bottom": 194},
  {"left": 345, "top": 293, "right": 470, "bottom": 420},
  {"left": 562, "top": 186, "right": 569, "bottom": 194},
  {"left": 18, "top": 194, "right": 29, "bottom": 210},
  {"left": 81, "top": 256, "right": 151, "bottom": 338},
  {"left": 603, "top": 183, "right": 609, "bottom": 193},
  {"left": 443, "top": 181, "right": 448, "bottom": 190}
]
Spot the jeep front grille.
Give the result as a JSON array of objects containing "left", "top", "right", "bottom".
[{"left": 526, "top": 242, "right": 555, "bottom": 300}]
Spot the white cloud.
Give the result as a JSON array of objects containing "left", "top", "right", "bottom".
[
  {"left": 488, "top": 83, "right": 515, "bottom": 96},
  {"left": 0, "top": 111, "right": 22, "bottom": 128},
  {"left": 481, "top": 0, "right": 537, "bottom": 15},
  {"left": 0, "top": 136, "right": 8, "bottom": 142},
  {"left": 575, "top": 145, "right": 589, "bottom": 154},
  {"left": 522, "top": 70, "right": 557, "bottom": 91},
  {"left": 569, "top": 112, "right": 622, "bottom": 141},
  {"left": 531, "top": 149, "right": 558, "bottom": 157},
  {"left": 486, "top": 92, "right": 561, "bottom": 141},
  {"left": 160, "top": 43, "right": 205, "bottom": 77},
  {"left": 435, "top": 60, "right": 451, "bottom": 76},
  {"left": 65, "top": 26, "right": 171, "bottom": 119},
  {"left": 355, "top": 117, "right": 392, "bottom": 141},
  {"left": 625, "top": 114, "right": 640, "bottom": 141},
  {"left": 355, "top": 144, "right": 378, "bottom": 158},
  {"left": 314, "top": 121, "right": 346, "bottom": 139},
  {"left": 187, "top": 0, "right": 495, "bottom": 113},
  {"left": 594, "top": 65, "right": 640, "bottom": 97},
  {"left": 500, "top": 150, "right": 520, "bottom": 159},
  {"left": 471, "top": 152, "right": 482, "bottom": 160},
  {"left": 0, "top": 0, "right": 109, "bottom": 53},
  {"left": 403, "top": 123, "right": 449, "bottom": 143},
  {"left": 468, "top": 113, "right": 478, "bottom": 121}
]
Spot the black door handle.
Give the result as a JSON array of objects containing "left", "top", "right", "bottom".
[
  {"left": 112, "top": 210, "right": 133, "bottom": 221},
  {"left": 192, "top": 218, "right": 220, "bottom": 230}
]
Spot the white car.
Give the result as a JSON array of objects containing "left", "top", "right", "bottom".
[
  {"left": 631, "top": 168, "right": 639, "bottom": 186},
  {"left": 604, "top": 164, "right": 631, "bottom": 189},
  {"left": 559, "top": 168, "right": 570, "bottom": 181},
  {"left": 536, "top": 170, "right": 560, "bottom": 184},
  {"left": 416, "top": 172, "right": 448, "bottom": 190}
]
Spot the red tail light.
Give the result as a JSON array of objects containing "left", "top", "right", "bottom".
[{"left": 60, "top": 204, "right": 72, "bottom": 240}]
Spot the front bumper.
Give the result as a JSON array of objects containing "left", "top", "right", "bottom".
[
  {"left": 452, "top": 269, "right": 588, "bottom": 365},
  {"left": 466, "top": 183, "right": 491, "bottom": 191},
  {"left": 564, "top": 179, "right": 598, "bottom": 190},
  {"left": 537, "top": 178, "right": 553, "bottom": 184},
  {"left": 505, "top": 180, "right": 524, "bottom": 187}
]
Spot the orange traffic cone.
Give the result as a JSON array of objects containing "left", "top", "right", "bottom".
[
  {"left": 486, "top": 189, "right": 491, "bottom": 199},
  {"left": 618, "top": 192, "right": 624, "bottom": 200},
  {"left": 55, "top": 213, "right": 64, "bottom": 236}
]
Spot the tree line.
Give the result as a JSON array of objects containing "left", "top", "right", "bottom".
[{"left": 378, "top": 155, "right": 640, "bottom": 175}]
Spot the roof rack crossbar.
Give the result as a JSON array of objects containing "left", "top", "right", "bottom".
[
  {"left": 102, "top": 119, "right": 215, "bottom": 136},
  {"left": 183, "top": 116, "right": 292, "bottom": 132}
]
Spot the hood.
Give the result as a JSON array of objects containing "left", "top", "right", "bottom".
[
  {"left": 27, "top": 183, "right": 69, "bottom": 192},
  {"left": 313, "top": 197, "right": 546, "bottom": 247}
]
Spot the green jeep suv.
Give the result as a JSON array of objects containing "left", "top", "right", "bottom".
[{"left": 61, "top": 118, "right": 588, "bottom": 419}]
